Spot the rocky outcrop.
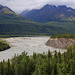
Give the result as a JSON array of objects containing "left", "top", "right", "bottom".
[{"left": 46, "top": 38, "right": 75, "bottom": 49}]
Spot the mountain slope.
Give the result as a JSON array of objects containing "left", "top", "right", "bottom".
[
  {"left": 0, "top": 5, "right": 63, "bottom": 35},
  {"left": 0, "top": 5, "right": 75, "bottom": 35},
  {"left": 21, "top": 4, "right": 75, "bottom": 23},
  {"left": 0, "top": 5, "right": 31, "bottom": 23},
  {"left": 0, "top": 5, "right": 40, "bottom": 35}
]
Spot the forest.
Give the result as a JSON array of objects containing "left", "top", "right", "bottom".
[
  {"left": 0, "top": 42, "right": 10, "bottom": 51},
  {"left": 0, "top": 43, "right": 75, "bottom": 75},
  {"left": 51, "top": 34, "right": 75, "bottom": 38}
]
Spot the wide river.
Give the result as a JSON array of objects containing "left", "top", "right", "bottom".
[{"left": 0, "top": 37, "right": 67, "bottom": 61}]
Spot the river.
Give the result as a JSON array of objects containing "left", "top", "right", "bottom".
[{"left": 0, "top": 37, "right": 67, "bottom": 61}]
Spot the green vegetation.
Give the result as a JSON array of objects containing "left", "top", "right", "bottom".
[
  {"left": 0, "top": 42, "right": 10, "bottom": 51},
  {"left": 1, "top": 21, "right": 75, "bottom": 35},
  {"left": 51, "top": 34, "right": 75, "bottom": 38},
  {"left": 0, "top": 44, "right": 75, "bottom": 75},
  {"left": 44, "top": 21, "right": 75, "bottom": 34},
  {"left": 0, "top": 5, "right": 75, "bottom": 35}
]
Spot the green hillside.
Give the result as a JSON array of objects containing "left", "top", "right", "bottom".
[
  {"left": 0, "top": 5, "right": 75, "bottom": 35},
  {"left": 44, "top": 21, "right": 75, "bottom": 33},
  {"left": 0, "top": 5, "right": 40, "bottom": 35},
  {"left": 50, "top": 34, "right": 75, "bottom": 38}
]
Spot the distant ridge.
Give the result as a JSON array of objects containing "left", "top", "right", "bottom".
[
  {"left": 21, "top": 4, "right": 75, "bottom": 23},
  {"left": 0, "top": 4, "right": 14, "bottom": 13},
  {"left": 0, "top": 5, "right": 75, "bottom": 35},
  {"left": 0, "top": 5, "right": 41, "bottom": 35}
]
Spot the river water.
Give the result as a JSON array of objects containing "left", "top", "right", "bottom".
[{"left": 0, "top": 37, "right": 67, "bottom": 61}]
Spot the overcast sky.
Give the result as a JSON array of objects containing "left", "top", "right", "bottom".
[{"left": 0, "top": 0, "right": 75, "bottom": 13}]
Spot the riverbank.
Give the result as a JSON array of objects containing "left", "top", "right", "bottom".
[
  {"left": 46, "top": 38, "right": 75, "bottom": 49},
  {"left": 46, "top": 34, "right": 75, "bottom": 49},
  {"left": 0, "top": 37, "right": 66, "bottom": 61}
]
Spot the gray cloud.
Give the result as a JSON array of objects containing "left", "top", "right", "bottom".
[{"left": 0, "top": 0, "right": 75, "bottom": 13}]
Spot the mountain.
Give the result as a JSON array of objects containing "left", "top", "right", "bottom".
[
  {"left": 0, "top": 4, "right": 75, "bottom": 35},
  {"left": 0, "top": 5, "right": 31, "bottom": 22},
  {"left": 0, "top": 4, "right": 65, "bottom": 35},
  {"left": 0, "top": 5, "right": 40, "bottom": 35},
  {"left": 21, "top": 9, "right": 30, "bottom": 16},
  {"left": 21, "top": 4, "right": 75, "bottom": 23}
]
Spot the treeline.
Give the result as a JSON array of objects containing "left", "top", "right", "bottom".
[
  {"left": 0, "top": 35, "right": 48, "bottom": 38},
  {"left": 0, "top": 42, "right": 10, "bottom": 51},
  {"left": 0, "top": 44, "right": 75, "bottom": 75},
  {"left": 51, "top": 34, "right": 75, "bottom": 38}
]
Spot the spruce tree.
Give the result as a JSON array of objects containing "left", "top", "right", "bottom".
[
  {"left": 58, "top": 51, "right": 61, "bottom": 63},
  {"left": 70, "top": 63, "right": 75, "bottom": 75},
  {"left": 51, "top": 64, "right": 58, "bottom": 75},
  {"left": 7, "top": 59, "right": 10, "bottom": 75},
  {"left": 33, "top": 52, "right": 36, "bottom": 59},
  {"left": 0, "top": 62, "right": 4, "bottom": 75},
  {"left": 48, "top": 50, "right": 52, "bottom": 59},
  {"left": 54, "top": 50, "right": 57, "bottom": 63}
]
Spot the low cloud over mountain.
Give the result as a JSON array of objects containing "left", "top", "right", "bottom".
[
  {"left": 0, "top": 0, "right": 75, "bottom": 13},
  {"left": 21, "top": 4, "right": 75, "bottom": 23}
]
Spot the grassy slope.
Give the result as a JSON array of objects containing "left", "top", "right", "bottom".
[
  {"left": 43, "top": 21, "right": 75, "bottom": 34},
  {"left": 0, "top": 7, "right": 75, "bottom": 35},
  {"left": 0, "top": 20, "right": 75, "bottom": 35}
]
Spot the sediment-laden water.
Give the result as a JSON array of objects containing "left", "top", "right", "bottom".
[{"left": 0, "top": 37, "right": 67, "bottom": 61}]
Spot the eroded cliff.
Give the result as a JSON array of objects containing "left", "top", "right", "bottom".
[{"left": 46, "top": 38, "right": 75, "bottom": 49}]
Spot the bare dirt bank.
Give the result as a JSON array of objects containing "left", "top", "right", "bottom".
[
  {"left": 0, "top": 37, "right": 67, "bottom": 62},
  {"left": 46, "top": 38, "right": 75, "bottom": 49}
]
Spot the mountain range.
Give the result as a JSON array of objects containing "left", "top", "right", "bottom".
[
  {"left": 0, "top": 5, "right": 40, "bottom": 35},
  {"left": 0, "top": 4, "right": 75, "bottom": 35},
  {"left": 21, "top": 4, "right": 75, "bottom": 23}
]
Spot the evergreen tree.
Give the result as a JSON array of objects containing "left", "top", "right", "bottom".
[
  {"left": 51, "top": 64, "right": 58, "bottom": 75},
  {"left": 54, "top": 50, "right": 57, "bottom": 63},
  {"left": 0, "top": 62, "right": 4, "bottom": 75},
  {"left": 58, "top": 51, "right": 61, "bottom": 63},
  {"left": 33, "top": 52, "right": 36, "bottom": 59},
  {"left": 7, "top": 59, "right": 10, "bottom": 75},
  {"left": 63, "top": 52, "right": 66, "bottom": 62},
  {"left": 70, "top": 63, "right": 75, "bottom": 75},
  {"left": 48, "top": 50, "right": 52, "bottom": 59}
]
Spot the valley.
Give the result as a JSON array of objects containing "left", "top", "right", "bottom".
[
  {"left": 0, "top": 36, "right": 66, "bottom": 61},
  {"left": 0, "top": 5, "right": 75, "bottom": 35},
  {"left": 0, "top": 1, "right": 75, "bottom": 74}
]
